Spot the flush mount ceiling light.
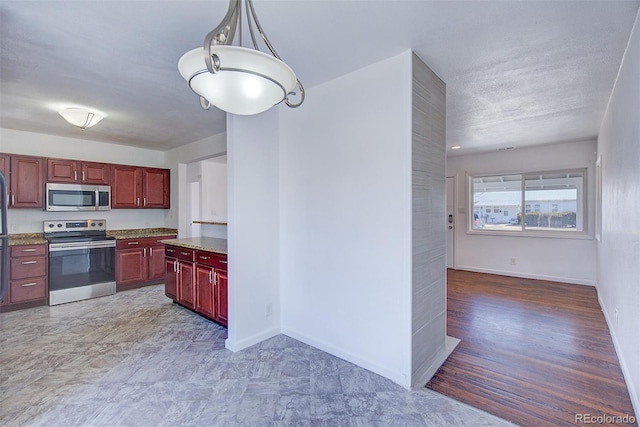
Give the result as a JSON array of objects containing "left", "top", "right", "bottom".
[
  {"left": 58, "top": 107, "right": 105, "bottom": 129},
  {"left": 178, "top": 0, "right": 304, "bottom": 115}
]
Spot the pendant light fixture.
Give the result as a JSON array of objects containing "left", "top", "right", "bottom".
[
  {"left": 58, "top": 107, "right": 105, "bottom": 129},
  {"left": 178, "top": 0, "right": 304, "bottom": 115}
]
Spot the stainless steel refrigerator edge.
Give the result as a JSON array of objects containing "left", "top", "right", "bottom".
[{"left": 1, "top": 171, "right": 9, "bottom": 303}]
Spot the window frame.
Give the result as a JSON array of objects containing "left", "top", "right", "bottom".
[{"left": 468, "top": 168, "right": 589, "bottom": 239}]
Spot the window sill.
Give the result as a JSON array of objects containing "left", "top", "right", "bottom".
[{"left": 466, "top": 229, "right": 592, "bottom": 240}]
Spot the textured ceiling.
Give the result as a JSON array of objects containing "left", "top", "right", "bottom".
[{"left": 1, "top": 0, "right": 638, "bottom": 153}]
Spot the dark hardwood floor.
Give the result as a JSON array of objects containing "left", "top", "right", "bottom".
[{"left": 427, "top": 269, "right": 637, "bottom": 427}]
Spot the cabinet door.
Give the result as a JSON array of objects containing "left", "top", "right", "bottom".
[
  {"left": 164, "top": 258, "right": 177, "bottom": 300},
  {"left": 10, "top": 156, "right": 44, "bottom": 208},
  {"left": 147, "top": 244, "right": 165, "bottom": 282},
  {"left": 111, "top": 165, "right": 142, "bottom": 208},
  {"left": 81, "top": 162, "right": 110, "bottom": 185},
  {"left": 47, "top": 158, "right": 79, "bottom": 183},
  {"left": 177, "top": 260, "right": 195, "bottom": 308},
  {"left": 116, "top": 247, "right": 147, "bottom": 287},
  {"left": 214, "top": 268, "right": 228, "bottom": 327},
  {"left": 195, "top": 265, "right": 215, "bottom": 319},
  {"left": 0, "top": 155, "right": 9, "bottom": 209},
  {"left": 142, "top": 168, "right": 170, "bottom": 209}
]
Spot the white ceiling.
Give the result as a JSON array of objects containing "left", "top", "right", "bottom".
[{"left": 1, "top": 0, "right": 638, "bottom": 153}]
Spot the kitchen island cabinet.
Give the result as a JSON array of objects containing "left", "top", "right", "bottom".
[{"left": 163, "top": 237, "right": 227, "bottom": 327}]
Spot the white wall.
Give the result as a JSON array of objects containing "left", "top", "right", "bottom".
[
  {"left": 163, "top": 132, "right": 226, "bottom": 233},
  {"left": 0, "top": 128, "right": 167, "bottom": 232},
  {"left": 597, "top": 9, "right": 640, "bottom": 416},
  {"left": 201, "top": 156, "right": 227, "bottom": 223},
  {"left": 447, "top": 139, "right": 597, "bottom": 285},
  {"left": 279, "top": 51, "right": 414, "bottom": 387},
  {"left": 226, "top": 110, "right": 281, "bottom": 351}
]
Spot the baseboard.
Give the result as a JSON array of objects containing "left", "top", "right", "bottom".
[
  {"left": 411, "top": 335, "right": 461, "bottom": 390},
  {"left": 598, "top": 293, "right": 640, "bottom": 418},
  {"left": 225, "top": 326, "right": 281, "bottom": 352},
  {"left": 455, "top": 265, "right": 596, "bottom": 286},
  {"left": 282, "top": 326, "right": 411, "bottom": 389}
]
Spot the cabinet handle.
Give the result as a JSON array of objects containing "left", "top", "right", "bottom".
[
  {"left": 181, "top": 252, "right": 189, "bottom": 256},
  {"left": 21, "top": 282, "right": 37, "bottom": 287},
  {"left": 219, "top": 260, "right": 227, "bottom": 264},
  {"left": 127, "top": 242, "right": 139, "bottom": 245},
  {"left": 143, "top": 248, "right": 147, "bottom": 257},
  {"left": 21, "top": 249, "right": 37, "bottom": 252},
  {"left": 209, "top": 269, "right": 213, "bottom": 284},
  {"left": 83, "top": 171, "right": 86, "bottom": 181},
  {"left": 173, "top": 260, "right": 177, "bottom": 273},
  {"left": 137, "top": 198, "right": 140, "bottom": 206},
  {"left": 74, "top": 171, "right": 78, "bottom": 181},
  {"left": 199, "top": 255, "right": 209, "bottom": 260},
  {"left": 11, "top": 194, "right": 15, "bottom": 206},
  {"left": 167, "top": 249, "right": 175, "bottom": 253},
  {"left": 149, "top": 247, "right": 153, "bottom": 256},
  {"left": 21, "top": 261, "right": 37, "bottom": 265},
  {"left": 144, "top": 198, "right": 147, "bottom": 207}
]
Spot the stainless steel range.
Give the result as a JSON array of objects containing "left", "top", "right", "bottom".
[{"left": 44, "top": 219, "right": 116, "bottom": 305}]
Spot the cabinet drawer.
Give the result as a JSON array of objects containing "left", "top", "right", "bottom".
[
  {"left": 165, "top": 245, "right": 193, "bottom": 262},
  {"left": 10, "top": 277, "right": 47, "bottom": 303},
  {"left": 116, "top": 236, "right": 175, "bottom": 249},
  {"left": 10, "top": 257, "right": 47, "bottom": 280},
  {"left": 195, "top": 250, "right": 227, "bottom": 270},
  {"left": 10, "top": 244, "right": 47, "bottom": 258}
]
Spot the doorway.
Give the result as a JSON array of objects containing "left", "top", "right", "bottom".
[{"left": 446, "top": 176, "right": 455, "bottom": 269}]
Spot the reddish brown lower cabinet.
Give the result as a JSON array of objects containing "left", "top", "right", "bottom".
[
  {"left": 0, "top": 244, "right": 48, "bottom": 313},
  {"left": 164, "top": 258, "right": 178, "bottom": 300},
  {"left": 116, "top": 236, "right": 174, "bottom": 291},
  {"left": 166, "top": 245, "right": 227, "bottom": 327},
  {"left": 195, "top": 264, "right": 215, "bottom": 319}
]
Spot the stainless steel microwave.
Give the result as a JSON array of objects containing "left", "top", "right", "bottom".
[{"left": 45, "top": 183, "right": 111, "bottom": 211}]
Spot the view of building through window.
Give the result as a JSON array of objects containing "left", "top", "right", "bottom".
[{"left": 471, "top": 170, "right": 585, "bottom": 233}]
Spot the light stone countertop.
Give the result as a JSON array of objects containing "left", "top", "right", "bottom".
[{"left": 160, "top": 237, "right": 227, "bottom": 255}]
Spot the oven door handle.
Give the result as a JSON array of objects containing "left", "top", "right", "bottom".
[{"left": 49, "top": 241, "right": 116, "bottom": 252}]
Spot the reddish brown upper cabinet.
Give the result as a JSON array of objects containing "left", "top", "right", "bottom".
[
  {"left": 111, "top": 165, "right": 169, "bottom": 209},
  {"left": 47, "top": 158, "right": 110, "bottom": 185},
  {"left": 9, "top": 155, "right": 44, "bottom": 209}
]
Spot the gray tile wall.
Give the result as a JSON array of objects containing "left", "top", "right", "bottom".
[{"left": 411, "top": 53, "right": 447, "bottom": 386}]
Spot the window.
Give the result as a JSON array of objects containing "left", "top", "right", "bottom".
[{"left": 470, "top": 170, "right": 586, "bottom": 235}]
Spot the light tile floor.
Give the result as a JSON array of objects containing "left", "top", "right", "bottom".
[{"left": 0, "top": 285, "right": 513, "bottom": 426}]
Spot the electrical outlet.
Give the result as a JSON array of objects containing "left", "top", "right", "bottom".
[
  {"left": 614, "top": 309, "right": 619, "bottom": 324},
  {"left": 266, "top": 303, "right": 273, "bottom": 317},
  {"left": 510, "top": 258, "right": 516, "bottom": 265},
  {"left": 10, "top": 224, "right": 19, "bottom": 233}
]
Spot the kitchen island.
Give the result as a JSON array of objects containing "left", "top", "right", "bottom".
[{"left": 162, "top": 237, "right": 227, "bottom": 326}]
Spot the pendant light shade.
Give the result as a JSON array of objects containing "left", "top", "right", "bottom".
[
  {"left": 178, "top": 0, "right": 304, "bottom": 115},
  {"left": 58, "top": 107, "right": 105, "bottom": 129},
  {"left": 179, "top": 46, "right": 297, "bottom": 116}
]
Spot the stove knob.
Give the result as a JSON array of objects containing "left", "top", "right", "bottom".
[
  {"left": 48, "top": 223, "right": 54, "bottom": 228},
  {"left": 91, "top": 222, "right": 96, "bottom": 227},
  {"left": 57, "top": 223, "right": 63, "bottom": 228},
  {"left": 98, "top": 222, "right": 103, "bottom": 226}
]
